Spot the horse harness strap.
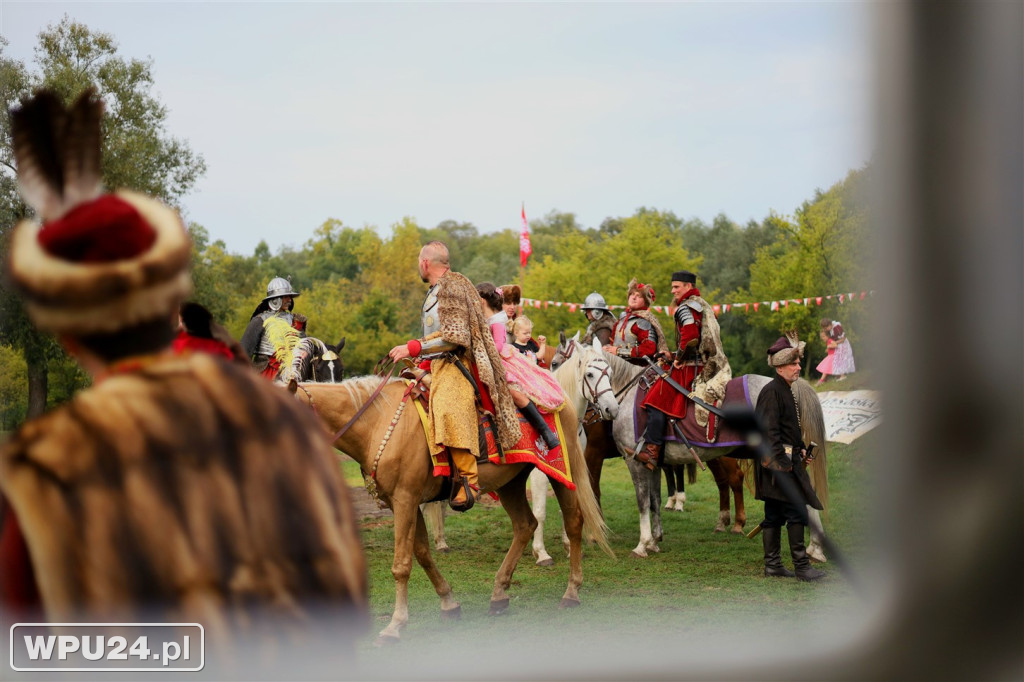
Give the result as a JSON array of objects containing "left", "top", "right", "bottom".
[
  {"left": 331, "top": 363, "right": 399, "bottom": 442},
  {"left": 364, "top": 381, "right": 419, "bottom": 504}
]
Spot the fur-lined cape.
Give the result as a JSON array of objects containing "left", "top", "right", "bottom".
[
  {"left": 0, "top": 353, "right": 369, "bottom": 634},
  {"left": 687, "top": 292, "right": 733, "bottom": 421},
  {"left": 436, "top": 270, "right": 521, "bottom": 451},
  {"left": 7, "top": 89, "right": 192, "bottom": 335}
]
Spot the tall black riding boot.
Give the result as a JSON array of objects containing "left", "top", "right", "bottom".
[
  {"left": 788, "top": 523, "right": 826, "bottom": 581},
  {"left": 762, "top": 526, "right": 796, "bottom": 578},
  {"left": 520, "top": 402, "right": 560, "bottom": 450}
]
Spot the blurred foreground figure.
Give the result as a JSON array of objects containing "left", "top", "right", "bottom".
[{"left": 0, "top": 90, "right": 367, "bottom": 649}]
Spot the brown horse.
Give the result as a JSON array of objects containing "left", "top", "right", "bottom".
[{"left": 293, "top": 376, "right": 610, "bottom": 645}]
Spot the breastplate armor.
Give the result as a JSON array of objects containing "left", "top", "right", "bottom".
[
  {"left": 421, "top": 284, "right": 441, "bottom": 336},
  {"left": 614, "top": 313, "right": 641, "bottom": 348},
  {"left": 418, "top": 284, "right": 459, "bottom": 357},
  {"left": 256, "top": 311, "right": 294, "bottom": 356}
]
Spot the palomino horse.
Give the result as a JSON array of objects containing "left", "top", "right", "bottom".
[
  {"left": 422, "top": 338, "right": 619, "bottom": 559},
  {"left": 282, "top": 337, "right": 346, "bottom": 383},
  {"left": 599, "top": 350, "right": 830, "bottom": 559},
  {"left": 293, "top": 375, "right": 610, "bottom": 645}
]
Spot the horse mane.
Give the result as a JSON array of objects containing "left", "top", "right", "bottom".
[
  {"left": 552, "top": 342, "right": 598, "bottom": 416},
  {"left": 333, "top": 375, "right": 402, "bottom": 415},
  {"left": 602, "top": 350, "right": 643, "bottom": 392}
]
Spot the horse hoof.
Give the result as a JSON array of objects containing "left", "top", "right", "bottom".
[
  {"left": 436, "top": 546, "right": 451, "bottom": 554},
  {"left": 536, "top": 558, "right": 555, "bottom": 567},
  {"left": 489, "top": 598, "right": 510, "bottom": 616},
  {"left": 731, "top": 526, "right": 745, "bottom": 535},
  {"left": 559, "top": 598, "right": 580, "bottom": 609},
  {"left": 440, "top": 605, "right": 462, "bottom": 620},
  {"left": 374, "top": 634, "right": 401, "bottom": 647},
  {"left": 713, "top": 526, "right": 726, "bottom": 533},
  {"left": 630, "top": 550, "right": 647, "bottom": 559}
]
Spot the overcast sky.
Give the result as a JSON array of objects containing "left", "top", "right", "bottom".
[{"left": 1, "top": 2, "right": 873, "bottom": 255}]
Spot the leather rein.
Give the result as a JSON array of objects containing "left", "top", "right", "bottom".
[{"left": 302, "top": 359, "right": 400, "bottom": 444}]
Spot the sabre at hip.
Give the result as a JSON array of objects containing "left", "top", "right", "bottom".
[{"left": 642, "top": 355, "right": 726, "bottom": 419}]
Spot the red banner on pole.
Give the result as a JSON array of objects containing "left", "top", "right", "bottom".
[{"left": 519, "top": 203, "right": 532, "bottom": 267}]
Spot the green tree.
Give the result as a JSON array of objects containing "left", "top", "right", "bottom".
[
  {"left": 745, "top": 167, "right": 872, "bottom": 374},
  {"left": 0, "top": 19, "right": 206, "bottom": 420}
]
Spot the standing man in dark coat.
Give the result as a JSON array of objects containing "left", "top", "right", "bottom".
[{"left": 754, "top": 333, "right": 825, "bottom": 581}]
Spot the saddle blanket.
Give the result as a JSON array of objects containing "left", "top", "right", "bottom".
[
  {"left": 409, "top": 395, "right": 575, "bottom": 490},
  {"left": 634, "top": 374, "right": 753, "bottom": 449}
]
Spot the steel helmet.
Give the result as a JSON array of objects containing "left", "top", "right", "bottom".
[
  {"left": 263, "top": 276, "right": 300, "bottom": 302},
  {"left": 581, "top": 291, "right": 610, "bottom": 312}
]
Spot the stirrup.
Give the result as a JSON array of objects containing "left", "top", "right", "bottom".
[{"left": 449, "top": 478, "right": 478, "bottom": 512}]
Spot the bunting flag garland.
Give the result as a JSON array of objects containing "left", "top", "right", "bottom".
[{"left": 519, "top": 290, "right": 876, "bottom": 315}]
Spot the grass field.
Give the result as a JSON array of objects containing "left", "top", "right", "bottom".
[{"left": 343, "top": 420, "right": 877, "bottom": 675}]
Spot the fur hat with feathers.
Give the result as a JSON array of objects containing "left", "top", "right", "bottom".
[
  {"left": 6, "top": 88, "right": 191, "bottom": 335},
  {"left": 627, "top": 278, "right": 655, "bottom": 307},
  {"left": 767, "top": 330, "right": 806, "bottom": 367}
]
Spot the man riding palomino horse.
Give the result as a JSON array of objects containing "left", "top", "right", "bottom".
[
  {"left": 241, "top": 276, "right": 308, "bottom": 379},
  {"left": 389, "top": 241, "right": 521, "bottom": 512},
  {"left": 636, "top": 270, "right": 732, "bottom": 470}
]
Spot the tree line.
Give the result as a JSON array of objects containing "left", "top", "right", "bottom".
[{"left": 0, "top": 18, "right": 872, "bottom": 430}]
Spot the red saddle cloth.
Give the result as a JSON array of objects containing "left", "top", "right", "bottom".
[
  {"left": 431, "top": 410, "right": 575, "bottom": 490},
  {"left": 634, "top": 374, "right": 753, "bottom": 449}
]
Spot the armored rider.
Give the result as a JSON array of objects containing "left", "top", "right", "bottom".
[
  {"left": 580, "top": 291, "right": 615, "bottom": 347},
  {"left": 240, "top": 277, "right": 308, "bottom": 379},
  {"left": 389, "top": 241, "right": 521, "bottom": 511},
  {"left": 636, "top": 270, "right": 731, "bottom": 468},
  {"left": 603, "top": 278, "right": 669, "bottom": 365}
]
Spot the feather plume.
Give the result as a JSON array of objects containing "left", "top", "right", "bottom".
[
  {"left": 10, "top": 88, "right": 104, "bottom": 222},
  {"left": 61, "top": 89, "right": 104, "bottom": 209},
  {"left": 785, "top": 329, "right": 800, "bottom": 348}
]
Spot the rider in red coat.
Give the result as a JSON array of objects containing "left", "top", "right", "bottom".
[
  {"left": 636, "top": 271, "right": 730, "bottom": 469},
  {"left": 603, "top": 279, "right": 667, "bottom": 366}
]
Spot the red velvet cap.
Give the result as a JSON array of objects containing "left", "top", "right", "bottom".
[{"left": 37, "top": 195, "right": 156, "bottom": 263}]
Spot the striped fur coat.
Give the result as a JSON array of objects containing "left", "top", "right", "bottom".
[{"left": 0, "top": 353, "right": 367, "bottom": 638}]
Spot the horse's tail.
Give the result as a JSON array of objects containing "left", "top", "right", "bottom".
[
  {"left": 561, "top": 401, "right": 614, "bottom": 557},
  {"left": 686, "top": 463, "right": 698, "bottom": 485},
  {"left": 793, "top": 378, "right": 829, "bottom": 514}
]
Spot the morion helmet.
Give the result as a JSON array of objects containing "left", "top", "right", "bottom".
[{"left": 263, "top": 276, "right": 300, "bottom": 302}]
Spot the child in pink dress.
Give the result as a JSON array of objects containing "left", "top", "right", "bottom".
[
  {"left": 818, "top": 317, "right": 856, "bottom": 383},
  {"left": 477, "top": 282, "right": 564, "bottom": 449}
]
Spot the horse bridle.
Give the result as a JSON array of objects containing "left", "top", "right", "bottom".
[{"left": 581, "top": 357, "right": 614, "bottom": 409}]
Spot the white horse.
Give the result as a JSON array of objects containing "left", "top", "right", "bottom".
[
  {"left": 423, "top": 337, "right": 619, "bottom": 556},
  {"left": 599, "top": 350, "right": 830, "bottom": 560}
]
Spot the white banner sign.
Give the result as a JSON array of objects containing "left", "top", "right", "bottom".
[{"left": 818, "top": 390, "right": 882, "bottom": 444}]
